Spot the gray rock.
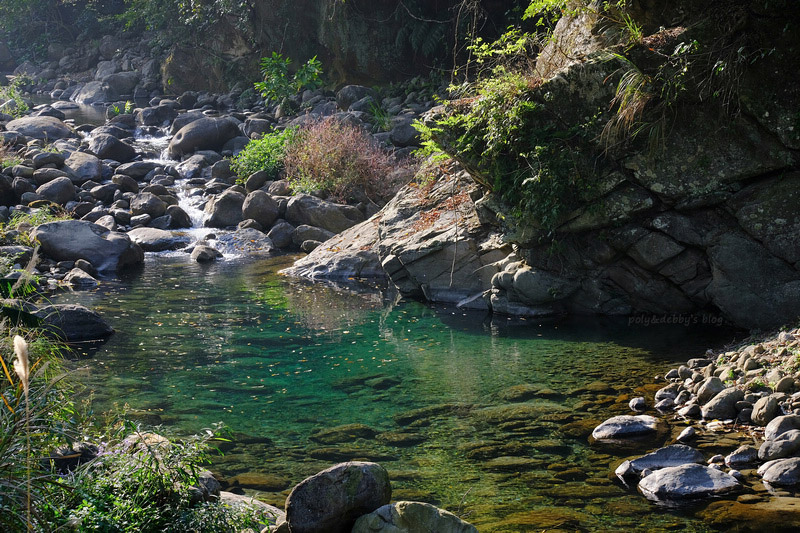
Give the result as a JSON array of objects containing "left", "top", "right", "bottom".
[
  {"left": 302, "top": 239, "right": 322, "bottom": 253},
  {"left": 130, "top": 192, "right": 167, "bottom": 219},
  {"left": 510, "top": 267, "right": 578, "bottom": 305},
  {"left": 168, "top": 117, "right": 241, "bottom": 158},
  {"left": 165, "top": 205, "right": 192, "bottom": 229},
  {"left": 267, "top": 221, "right": 295, "bottom": 249},
  {"left": 752, "top": 395, "right": 781, "bottom": 426},
  {"left": 701, "top": 387, "right": 744, "bottom": 420},
  {"left": 758, "top": 429, "right": 800, "bottom": 461},
  {"left": 629, "top": 397, "right": 646, "bottom": 412},
  {"left": 696, "top": 377, "right": 725, "bottom": 405},
  {"left": 204, "top": 189, "right": 245, "bottom": 228},
  {"left": 88, "top": 133, "right": 136, "bottom": 163},
  {"left": 352, "top": 501, "right": 477, "bottom": 533},
  {"left": 242, "top": 190, "right": 279, "bottom": 229},
  {"left": 285, "top": 194, "right": 365, "bottom": 234},
  {"left": 336, "top": 85, "right": 376, "bottom": 111},
  {"left": 5, "top": 116, "right": 74, "bottom": 141},
  {"left": 72, "top": 81, "right": 113, "bottom": 104},
  {"left": 623, "top": 444, "right": 705, "bottom": 477},
  {"left": 758, "top": 457, "right": 800, "bottom": 486},
  {"left": 63, "top": 267, "right": 99, "bottom": 288},
  {"left": 293, "top": 225, "right": 335, "bottom": 247},
  {"left": 638, "top": 464, "right": 740, "bottom": 501},
  {"left": 112, "top": 174, "right": 139, "bottom": 194},
  {"left": 389, "top": 121, "right": 421, "bottom": 148},
  {"left": 677, "top": 427, "right": 697, "bottom": 443},
  {"left": 64, "top": 151, "right": 102, "bottom": 184},
  {"left": 31, "top": 220, "right": 143, "bottom": 272},
  {"left": 190, "top": 245, "right": 222, "bottom": 263},
  {"left": 765, "top": 414, "right": 800, "bottom": 441},
  {"left": 724, "top": 445, "right": 759, "bottom": 467},
  {"left": 137, "top": 104, "right": 178, "bottom": 127},
  {"left": 285, "top": 461, "right": 391, "bottom": 533},
  {"left": 591, "top": 415, "right": 659, "bottom": 440},
  {"left": 127, "top": 228, "right": 190, "bottom": 252},
  {"left": 36, "top": 176, "right": 75, "bottom": 205},
  {"left": 115, "top": 161, "right": 160, "bottom": 179}
]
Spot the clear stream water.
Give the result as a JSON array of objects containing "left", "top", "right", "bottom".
[
  {"left": 50, "top": 254, "right": 744, "bottom": 532},
  {"left": 44, "top": 101, "right": 757, "bottom": 531}
]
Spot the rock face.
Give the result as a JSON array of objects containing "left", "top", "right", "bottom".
[
  {"left": 285, "top": 461, "right": 391, "bottom": 533},
  {"left": 31, "top": 220, "right": 143, "bottom": 272},
  {"left": 283, "top": 172, "right": 511, "bottom": 309},
  {"left": 352, "top": 501, "right": 477, "bottom": 533},
  {"left": 638, "top": 464, "right": 740, "bottom": 501}
]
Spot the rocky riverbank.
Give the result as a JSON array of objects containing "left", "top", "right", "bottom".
[{"left": 588, "top": 326, "right": 800, "bottom": 529}]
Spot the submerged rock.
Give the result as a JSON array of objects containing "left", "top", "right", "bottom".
[{"left": 352, "top": 501, "right": 477, "bottom": 533}]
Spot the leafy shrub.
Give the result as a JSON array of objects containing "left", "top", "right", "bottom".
[
  {"left": 0, "top": 78, "right": 30, "bottom": 118},
  {"left": 284, "top": 118, "right": 411, "bottom": 204},
  {"left": 57, "top": 424, "right": 274, "bottom": 532},
  {"left": 229, "top": 127, "right": 298, "bottom": 182},
  {"left": 254, "top": 52, "right": 323, "bottom": 103}
]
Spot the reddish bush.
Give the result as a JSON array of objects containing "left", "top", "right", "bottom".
[{"left": 284, "top": 117, "right": 415, "bottom": 205}]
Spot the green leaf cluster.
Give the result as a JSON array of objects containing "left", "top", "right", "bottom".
[
  {"left": 229, "top": 127, "right": 298, "bottom": 181},
  {"left": 254, "top": 52, "right": 323, "bottom": 103}
]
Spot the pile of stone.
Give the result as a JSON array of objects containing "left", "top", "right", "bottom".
[{"left": 592, "top": 328, "right": 800, "bottom": 505}]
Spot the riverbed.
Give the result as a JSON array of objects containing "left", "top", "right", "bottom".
[{"left": 50, "top": 252, "right": 741, "bottom": 532}]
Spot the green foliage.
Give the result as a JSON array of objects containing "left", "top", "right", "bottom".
[
  {"left": 522, "top": 0, "right": 567, "bottom": 25},
  {"left": 1, "top": 206, "right": 72, "bottom": 248},
  {"left": 254, "top": 53, "right": 323, "bottom": 103},
  {"left": 426, "top": 69, "right": 601, "bottom": 233},
  {"left": 53, "top": 424, "right": 274, "bottom": 532},
  {"left": 229, "top": 127, "right": 298, "bottom": 182},
  {"left": 0, "top": 78, "right": 31, "bottom": 118}
]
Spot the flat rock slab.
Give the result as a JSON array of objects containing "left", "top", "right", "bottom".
[
  {"left": 213, "top": 228, "right": 275, "bottom": 255},
  {"left": 127, "top": 227, "right": 190, "bottom": 252},
  {"left": 352, "top": 501, "right": 478, "bottom": 533},
  {"left": 638, "top": 464, "right": 740, "bottom": 501},
  {"left": 618, "top": 444, "right": 705, "bottom": 477},
  {"left": 591, "top": 415, "right": 659, "bottom": 440}
]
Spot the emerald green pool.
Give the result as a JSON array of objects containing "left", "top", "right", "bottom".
[{"left": 54, "top": 254, "right": 744, "bottom": 532}]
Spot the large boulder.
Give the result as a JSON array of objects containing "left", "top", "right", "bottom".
[
  {"left": 3, "top": 299, "right": 114, "bottom": 342},
  {"left": 352, "top": 501, "right": 477, "bottom": 533},
  {"left": 36, "top": 303, "right": 114, "bottom": 341},
  {"left": 5, "top": 116, "right": 74, "bottom": 141},
  {"left": 102, "top": 71, "right": 139, "bottom": 96},
  {"left": 701, "top": 387, "right": 744, "bottom": 420},
  {"left": 88, "top": 133, "right": 136, "bottom": 163},
  {"left": 758, "top": 457, "right": 800, "bottom": 486},
  {"left": 31, "top": 220, "right": 143, "bottom": 272},
  {"left": 203, "top": 189, "right": 245, "bottom": 228},
  {"left": 285, "top": 194, "right": 365, "bottom": 234},
  {"left": 167, "top": 117, "right": 241, "bottom": 158},
  {"left": 285, "top": 461, "right": 391, "bottom": 533},
  {"left": 242, "top": 190, "right": 279, "bottom": 229},
  {"left": 638, "top": 464, "right": 740, "bottom": 501},
  {"left": 64, "top": 151, "right": 103, "bottom": 184},
  {"left": 765, "top": 415, "right": 800, "bottom": 441},
  {"left": 36, "top": 176, "right": 75, "bottom": 205},
  {"left": 130, "top": 192, "right": 167, "bottom": 219},
  {"left": 72, "top": 81, "right": 113, "bottom": 104},
  {"left": 137, "top": 104, "right": 178, "bottom": 127}
]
